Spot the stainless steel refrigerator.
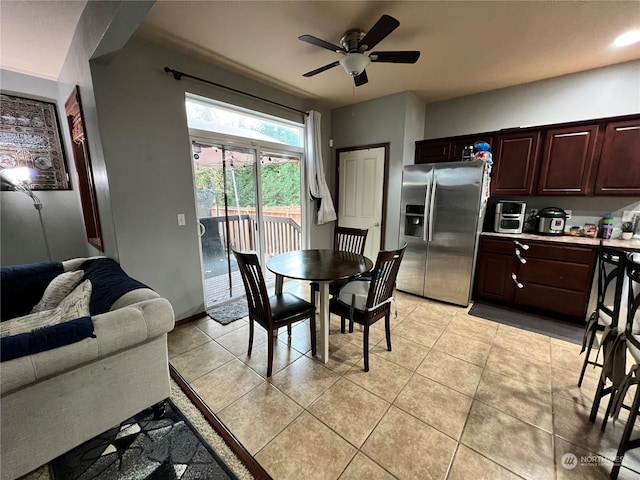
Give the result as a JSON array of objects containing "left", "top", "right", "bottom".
[{"left": 397, "top": 161, "right": 489, "bottom": 306}]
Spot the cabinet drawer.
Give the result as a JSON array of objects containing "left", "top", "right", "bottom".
[
  {"left": 514, "top": 283, "right": 588, "bottom": 318},
  {"left": 479, "top": 237, "right": 516, "bottom": 255},
  {"left": 522, "top": 242, "right": 596, "bottom": 264},
  {"left": 517, "top": 258, "right": 593, "bottom": 291}
]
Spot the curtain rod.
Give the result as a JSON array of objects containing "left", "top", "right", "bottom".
[{"left": 163, "top": 67, "right": 308, "bottom": 117}]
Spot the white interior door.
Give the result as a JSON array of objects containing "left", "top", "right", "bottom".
[{"left": 337, "top": 147, "right": 385, "bottom": 261}]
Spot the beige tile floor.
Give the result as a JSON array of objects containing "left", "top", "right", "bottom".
[{"left": 168, "top": 281, "right": 640, "bottom": 480}]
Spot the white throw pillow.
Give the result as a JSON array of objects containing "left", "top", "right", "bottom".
[
  {"left": 3, "top": 280, "right": 92, "bottom": 337},
  {"left": 31, "top": 270, "right": 84, "bottom": 313}
]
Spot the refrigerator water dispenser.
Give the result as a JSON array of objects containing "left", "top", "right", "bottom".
[{"left": 404, "top": 205, "right": 424, "bottom": 237}]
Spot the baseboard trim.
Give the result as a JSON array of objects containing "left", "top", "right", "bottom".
[
  {"left": 175, "top": 312, "right": 205, "bottom": 327},
  {"left": 169, "top": 364, "right": 272, "bottom": 480}
]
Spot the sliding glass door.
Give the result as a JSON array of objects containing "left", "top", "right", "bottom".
[
  {"left": 186, "top": 95, "right": 305, "bottom": 308},
  {"left": 193, "top": 142, "right": 256, "bottom": 306},
  {"left": 191, "top": 140, "right": 303, "bottom": 308}
]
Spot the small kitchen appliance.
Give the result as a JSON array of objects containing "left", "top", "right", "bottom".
[
  {"left": 494, "top": 201, "right": 526, "bottom": 234},
  {"left": 536, "top": 207, "right": 567, "bottom": 235}
]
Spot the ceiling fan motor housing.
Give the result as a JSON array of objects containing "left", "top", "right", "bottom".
[{"left": 340, "top": 29, "right": 366, "bottom": 52}]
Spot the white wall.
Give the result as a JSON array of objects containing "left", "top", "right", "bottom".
[
  {"left": 331, "top": 91, "right": 426, "bottom": 249},
  {"left": 1, "top": 1, "right": 155, "bottom": 266},
  {"left": 56, "top": 0, "right": 155, "bottom": 260},
  {"left": 0, "top": 70, "right": 88, "bottom": 265},
  {"left": 424, "top": 60, "right": 640, "bottom": 139},
  {"left": 89, "top": 36, "right": 331, "bottom": 320}
]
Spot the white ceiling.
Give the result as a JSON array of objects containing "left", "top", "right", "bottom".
[
  {"left": 2, "top": 1, "right": 639, "bottom": 110},
  {"left": 0, "top": 0, "right": 87, "bottom": 81}
]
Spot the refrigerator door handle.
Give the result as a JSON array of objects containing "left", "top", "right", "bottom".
[
  {"left": 427, "top": 172, "right": 437, "bottom": 242},
  {"left": 422, "top": 178, "right": 431, "bottom": 242}
]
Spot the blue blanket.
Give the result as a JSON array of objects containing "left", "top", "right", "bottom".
[
  {"left": 1, "top": 317, "right": 95, "bottom": 362},
  {"left": 1, "top": 261, "right": 63, "bottom": 321},
  {"left": 81, "top": 258, "right": 149, "bottom": 315},
  {"left": 1, "top": 258, "right": 150, "bottom": 362}
]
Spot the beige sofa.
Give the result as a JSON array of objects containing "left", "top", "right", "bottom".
[{"left": 0, "top": 257, "right": 175, "bottom": 480}]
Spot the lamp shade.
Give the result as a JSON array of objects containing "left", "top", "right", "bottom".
[{"left": 339, "top": 53, "right": 370, "bottom": 76}]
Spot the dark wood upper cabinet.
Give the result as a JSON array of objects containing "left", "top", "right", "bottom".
[
  {"left": 491, "top": 131, "right": 541, "bottom": 195},
  {"left": 415, "top": 140, "right": 450, "bottom": 163},
  {"left": 536, "top": 124, "right": 599, "bottom": 195},
  {"left": 417, "top": 113, "right": 639, "bottom": 196},
  {"left": 594, "top": 119, "right": 640, "bottom": 195},
  {"left": 415, "top": 135, "right": 493, "bottom": 164},
  {"left": 450, "top": 135, "right": 494, "bottom": 162}
]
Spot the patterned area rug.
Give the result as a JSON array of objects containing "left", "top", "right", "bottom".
[
  {"left": 21, "top": 381, "right": 253, "bottom": 480},
  {"left": 207, "top": 298, "right": 248, "bottom": 325},
  {"left": 50, "top": 400, "right": 236, "bottom": 480}
]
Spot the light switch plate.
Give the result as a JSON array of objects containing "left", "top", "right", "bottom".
[{"left": 177, "top": 213, "right": 186, "bottom": 226}]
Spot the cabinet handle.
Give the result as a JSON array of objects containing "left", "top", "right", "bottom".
[
  {"left": 515, "top": 248, "right": 527, "bottom": 264},
  {"left": 514, "top": 240, "right": 530, "bottom": 250},
  {"left": 511, "top": 273, "right": 524, "bottom": 289}
]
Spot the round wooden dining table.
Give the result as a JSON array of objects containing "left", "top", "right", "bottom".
[{"left": 267, "top": 249, "right": 373, "bottom": 363}]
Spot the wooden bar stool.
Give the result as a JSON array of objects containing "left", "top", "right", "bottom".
[
  {"left": 587, "top": 248, "right": 628, "bottom": 429},
  {"left": 579, "top": 247, "right": 626, "bottom": 386},
  {"left": 610, "top": 254, "right": 640, "bottom": 479}
]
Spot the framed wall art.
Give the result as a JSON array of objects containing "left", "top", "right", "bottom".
[
  {"left": 0, "top": 93, "right": 70, "bottom": 190},
  {"left": 65, "top": 85, "right": 103, "bottom": 252}
]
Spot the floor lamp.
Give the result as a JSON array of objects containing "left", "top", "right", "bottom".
[{"left": 1, "top": 167, "right": 52, "bottom": 261}]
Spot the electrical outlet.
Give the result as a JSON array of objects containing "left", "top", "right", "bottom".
[
  {"left": 565, "top": 209, "right": 572, "bottom": 219},
  {"left": 177, "top": 213, "right": 186, "bottom": 226}
]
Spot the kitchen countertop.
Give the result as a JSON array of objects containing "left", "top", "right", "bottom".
[{"left": 481, "top": 231, "right": 640, "bottom": 251}]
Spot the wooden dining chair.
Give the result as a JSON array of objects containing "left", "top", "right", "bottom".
[
  {"left": 610, "top": 254, "right": 640, "bottom": 479},
  {"left": 329, "top": 244, "right": 406, "bottom": 372},
  {"left": 310, "top": 226, "right": 368, "bottom": 306},
  {"left": 579, "top": 247, "right": 627, "bottom": 387},
  {"left": 232, "top": 249, "right": 316, "bottom": 377}
]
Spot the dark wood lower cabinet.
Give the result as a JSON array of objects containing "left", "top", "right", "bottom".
[{"left": 473, "top": 236, "right": 597, "bottom": 322}]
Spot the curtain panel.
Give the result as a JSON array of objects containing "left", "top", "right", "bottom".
[{"left": 305, "top": 110, "right": 336, "bottom": 225}]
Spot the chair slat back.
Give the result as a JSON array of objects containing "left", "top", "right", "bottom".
[
  {"left": 232, "top": 250, "right": 271, "bottom": 326},
  {"left": 334, "top": 226, "right": 368, "bottom": 255},
  {"left": 625, "top": 254, "right": 640, "bottom": 350},
  {"left": 366, "top": 244, "right": 407, "bottom": 313},
  {"left": 597, "top": 247, "right": 627, "bottom": 327}
]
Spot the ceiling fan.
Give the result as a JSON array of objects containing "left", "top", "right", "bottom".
[{"left": 298, "top": 14, "right": 420, "bottom": 87}]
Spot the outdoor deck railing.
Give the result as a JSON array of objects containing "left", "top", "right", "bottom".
[{"left": 199, "top": 214, "right": 301, "bottom": 258}]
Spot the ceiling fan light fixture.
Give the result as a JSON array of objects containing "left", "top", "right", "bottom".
[{"left": 339, "top": 53, "right": 370, "bottom": 77}]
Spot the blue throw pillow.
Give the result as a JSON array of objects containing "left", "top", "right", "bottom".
[
  {"left": 81, "top": 258, "right": 149, "bottom": 315},
  {"left": 1, "top": 262, "right": 63, "bottom": 321}
]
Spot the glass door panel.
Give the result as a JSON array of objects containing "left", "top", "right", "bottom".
[
  {"left": 259, "top": 150, "right": 302, "bottom": 283},
  {"left": 193, "top": 142, "right": 256, "bottom": 307}
]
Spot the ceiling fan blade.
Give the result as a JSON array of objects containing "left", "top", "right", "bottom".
[
  {"left": 298, "top": 34, "right": 344, "bottom": 53},
  {"left": 370, "top": 51, "right": 421, "bottom": 63},
  {"left": 359, "top": 14, "right": 400, "bottom": 51},
  {"left": 354, "top": 70, "right": 368, "bottom": 87},
  {"left": 302, "top": 61, "right": 341, "bottom": 77}
]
